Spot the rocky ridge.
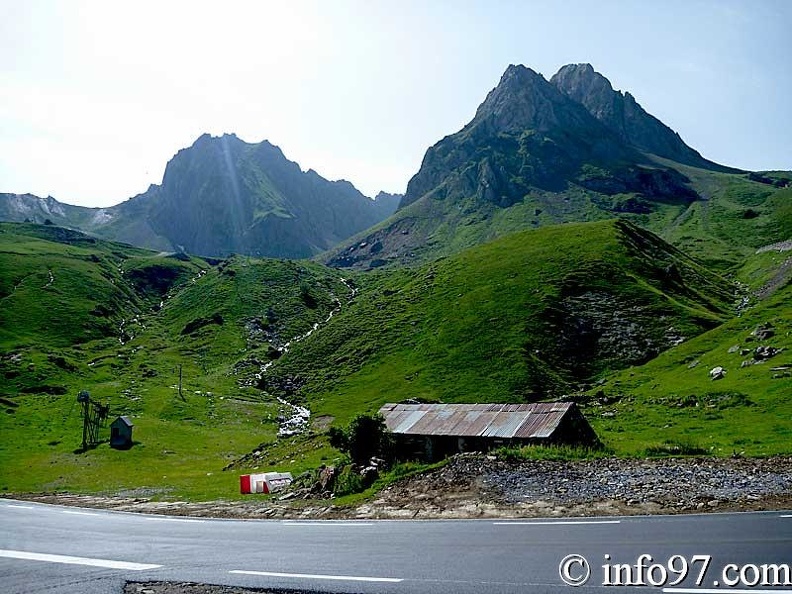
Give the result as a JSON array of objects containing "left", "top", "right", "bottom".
[{"left": 549, "top": 64, "right": 735, "bottom": 172}]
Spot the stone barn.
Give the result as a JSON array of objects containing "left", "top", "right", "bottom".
[
  {"left": 110, "top": 416, "right": 133, "bottom": 449},
  {"left": 379, "top": 402, "right": 599, "bottom": 461}
]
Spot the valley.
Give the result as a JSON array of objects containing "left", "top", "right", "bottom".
[{"left": 0, "top": 63, "right": 790, "bottom": 510}]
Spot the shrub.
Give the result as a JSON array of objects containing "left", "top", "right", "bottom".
[{"left": 329, "top": 413, "right": 393, "bottom": 466}]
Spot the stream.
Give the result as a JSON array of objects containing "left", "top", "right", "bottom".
[{"left": 259, "top": 278, "right": 357, "bottom": 437}]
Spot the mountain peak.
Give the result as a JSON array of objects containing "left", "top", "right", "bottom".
[
  {"left": 501, "top": 63, "right": 544, "bottom": 82},
  {"left": 472, "top": 63, "right": 585, "bottom": 135},
  {"left": 551, "top": 63, "right": 615, "bottom": 104},
  {"left": 550, "top": 64, "right": 733, "bottom": 171}
]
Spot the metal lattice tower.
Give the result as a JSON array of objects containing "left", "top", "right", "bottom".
[{"left": 77, "top": 390, "right": 109, "bottom": 451}]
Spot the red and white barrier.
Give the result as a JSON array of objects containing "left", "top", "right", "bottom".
[{"left": 240, "top": 472, "right": 293, "bottom": 494}]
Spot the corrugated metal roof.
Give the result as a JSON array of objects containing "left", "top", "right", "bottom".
[{"left": 379, "top": 402, "right": 574, "bottom": 439}]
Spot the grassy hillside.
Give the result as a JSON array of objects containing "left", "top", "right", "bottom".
[
  {"left": 326, "top": 164, "right": 791, "bottom": 274},
  {"left": 585, "top": 281, "right": 792, "bottom": 456},
  {"left": 275, "top": 220, "right": 734, "bottom": 421},
  {"left": 0, "top": 223, "right": 352, "bottom": 498},
  {"left": 638, "top": 167, "right": 792, "bottom": 270},
  {"left": 0, "top": 219, "right": 788, "bottom": 501}
]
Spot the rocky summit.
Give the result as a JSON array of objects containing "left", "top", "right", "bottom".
[{"left": 550, "top": 64, "right": 734, "bottom": 171}]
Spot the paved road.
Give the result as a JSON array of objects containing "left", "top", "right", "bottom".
[{"left": 1, "top": 499, "right": 791, "bottom": 594}]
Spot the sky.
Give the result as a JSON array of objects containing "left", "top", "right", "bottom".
[{"left": 1, "top": 0, "right": 790, "bottom": 208}]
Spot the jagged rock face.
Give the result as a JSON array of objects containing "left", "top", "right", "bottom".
[
  {"left": 373, "top": 191, "right": 403, "bottom": 216},
  {"left": 401, "top": 65, "right": 632, "bottom": 209},
  {"left": 330, "top": 63, "right": 717, "bottom": 270},
  {"left": 0, "top": 193, "right": 100, "bottom": 227},
  {"left": 138, "top": 134, "right": 398, "bottom": 258},
  {"left": 550, "top": 64, "right": 733, "bottom": 171}
]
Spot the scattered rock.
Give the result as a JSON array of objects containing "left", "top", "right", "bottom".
[
  {"left": 752, "top": 323, "right": 775, "bottom": 341},
  {"left": 7, "top": 456, "right": 792, "bottom": 522},
  {"left": 709, "top": 366, "right": 726, "bottom": 380},
  {"left": 754, "top": 345, "right": 782, "bottom": 360}
]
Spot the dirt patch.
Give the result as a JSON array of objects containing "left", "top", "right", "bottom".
[{"left": 311, "top": 415, "right": 334, "bottom": 431}]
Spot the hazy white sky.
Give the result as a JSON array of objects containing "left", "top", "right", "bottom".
[{"left": 1, "top": 0, "right": 790, "bottom": 207}]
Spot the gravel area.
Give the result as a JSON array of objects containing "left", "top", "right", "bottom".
[
  {"left": 483, "top": 457, "right": 792, "bottom": 506},
  {"left": 7, "top": 455, "right": 792, "bottom": 520}
]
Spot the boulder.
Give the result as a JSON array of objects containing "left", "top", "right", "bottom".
[
  {"left": 754, "top": 345, "right": 782, "bottom": 360},
  {"left": 709, "top": 366, "right": 726, "bottom": 380}
]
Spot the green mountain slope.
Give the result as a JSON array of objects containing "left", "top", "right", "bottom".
[
  {"left": 1, "top": 219, "right": 787, "bottom": 499},
  {"left": 585, "top": 281, "right": 792, "bottom": 457},
  {"left": 0, "top": 223, "right": 352, "bottom": 497},
  {"left": 276, "top": 220, "right": 734, "bottom": 418},
  {"left": 0, "top": 223, "right": 201, "bottom": 351}
]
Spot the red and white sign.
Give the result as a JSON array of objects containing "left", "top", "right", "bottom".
[{"left": 240, "top": 472, "right": 293, "bottom": 494}]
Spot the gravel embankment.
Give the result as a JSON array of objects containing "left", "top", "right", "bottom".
[
  {"left": 10, "top": 455, "right": 792, "bottom": 520},
  {"left": 14, "top": 455, "right": 792, "bottom": 594}
]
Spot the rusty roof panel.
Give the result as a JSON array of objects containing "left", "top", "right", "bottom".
[
  {"left": 514, "top": 411, "right": 565, "bottom": 439},
  {"left": 406, "top": 408, "right": 449, "bottom": 435},
  {"left": 380, "top": 402, "right": 575, "bottom": 439},
  {"left": 411, "top": 409, "right": 479, "bottom": 436},
  {"left": 388, "top": 409, "right": 427, "bottom": 434},
  {"left": 531, "top": 411, "right": 567, "bottom": 438},
  {"left": 480, "top": 411, "right": 531, "bottom": 438},
  {"left": 458, "top": 410, "right": 498, "bottom": 436}
]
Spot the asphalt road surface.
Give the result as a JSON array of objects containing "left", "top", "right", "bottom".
[{"left": 1, "top": 499, "right": 791, "bottom": 594}]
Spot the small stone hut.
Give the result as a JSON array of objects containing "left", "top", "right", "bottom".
[
  {"left": 110, "top": 416, "right": 133, "bottom": 449},
  {"left": 379, "top": 402, "right": 599, "bottom": 461}
]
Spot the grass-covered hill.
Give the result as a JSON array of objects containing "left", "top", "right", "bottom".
[
  {"left": 0, "top": 219, "right": 788, "bottom": 500},
  {"left": 587, "top": 281, "right": 791, "bottom": 457},
  {"left": 0, "top": 223, "right": 353, "bottom": 498},
  {"left": 328, "top": 156, "right": 791, "bottom": 274},
  {"left": 271, "top": 219, "right": 735, "bottom": 419}
]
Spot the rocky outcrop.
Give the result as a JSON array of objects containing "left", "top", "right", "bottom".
[
  {"left": 550, "top": 63, "right": 739, "bottom": 173},
  {"left": 127, "top": 134, "right": 398, "bottom": 258},
  {"left": 400, "top": 65, "right": 633, "bottom": 210}
]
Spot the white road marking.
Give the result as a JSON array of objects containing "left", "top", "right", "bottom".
[
  {"left": 62, "top": 510, "right": 102, "bottom": 517},
  {"left": 493, "top": 520, "right": 621, "bottom": 525},
  {"left": 780, "top": 514, "right": 792, "bottom": 518},
  {"left": 7, "top": 504, "right": 35, "bottom": 509},
  {"left": 0, "top": 549, "right": 162, "bottom": 571},
  {"left": 230, "top": 570, "right": 402, "bottom": 583},
  {"left": 280, "top": 522, "right": 374, "bottom": 527},
  {"left": 144, "top": 517, "right": 205, "bottom": 523},
  {"left": 665, "top": 590, "right": 792, "bottom": 594}
]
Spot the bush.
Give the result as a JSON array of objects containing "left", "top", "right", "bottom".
[
  {"left": 332, "top": 465, "right": 365, "bottom": 497},
  {"left": 329, "top": 413, "right": 393, "bottom": 466}
]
